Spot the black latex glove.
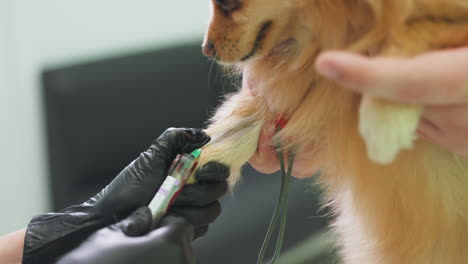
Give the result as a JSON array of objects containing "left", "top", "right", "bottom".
[
  {"left": 57, "top": 206, "right": 197, "bottom": 264},
  {"left": 169, "top": 161, "right": 229, "bottom": 238},
  {"left": 23, "top": 128, "right": 230, "bottom": 264}
]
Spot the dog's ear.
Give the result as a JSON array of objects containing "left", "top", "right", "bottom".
[{"left": 215, "top": 0, "right": 241, "bottom": 14}]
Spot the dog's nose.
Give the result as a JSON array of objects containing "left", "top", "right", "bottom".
[{"left": 202, "top": 41, "right": 216, "bottom": 58}]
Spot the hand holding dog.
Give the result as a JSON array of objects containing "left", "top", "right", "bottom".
[
  {"left": 249, "top": 47, "right": 468, "bottom": 177},
  {"left": 316, "top": 47, "right": 468, "bottom": 158}
]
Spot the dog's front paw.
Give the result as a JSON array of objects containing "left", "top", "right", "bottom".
[
  {"left": 186, "top": 121, "right": 263, "bottom": 187},
  {"left": 359, "top": 96, "right": 422, "bottom": 164}
]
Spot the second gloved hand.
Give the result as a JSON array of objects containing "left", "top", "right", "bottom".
[{"left": 57, "top": 207, "right": 198, "bottom": 264}]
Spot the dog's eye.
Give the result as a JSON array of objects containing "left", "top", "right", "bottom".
[{"left": 215, "top": 0, "right": 240, "bottom": 13}]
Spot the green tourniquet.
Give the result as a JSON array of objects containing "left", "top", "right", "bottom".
[
  {"left": 257, "top": 148, "right": 295, "bottom": 264},
  {"left": 271, "top": 152, "right": 295, "bottom": 263},
  {"left": 190, "top": 149, "right": 202, "bottom": 159}
]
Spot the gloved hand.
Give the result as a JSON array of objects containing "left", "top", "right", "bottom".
[
  {"left": 57, "top": 207, "right": 197, "bottom": 264},
  {"left": 23, "top": 128, "right": 230, "bottom": 264}
]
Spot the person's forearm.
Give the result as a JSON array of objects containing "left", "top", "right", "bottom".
[{"left": 0, "top": 228, "right": 26, "bottom": 264}]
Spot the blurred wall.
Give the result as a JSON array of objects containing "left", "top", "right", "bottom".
[{"left": 0, "top": 0, "right": 210, "bottom": 236}]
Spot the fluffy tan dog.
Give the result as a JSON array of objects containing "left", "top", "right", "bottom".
[{"left": 195, "top": 0, "right": 468, "bottom": 263}]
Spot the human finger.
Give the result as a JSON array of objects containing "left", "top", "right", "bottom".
[
  {"left": 315, "top": 48, "right": 468, "bottom": 104},
  {"left": 248, "top": 122, "right": 280, "bottom": 174}
]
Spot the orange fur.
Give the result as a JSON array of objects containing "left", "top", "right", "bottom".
[{"left": 197, "top": 0, "right": 468, "bottom": 263}]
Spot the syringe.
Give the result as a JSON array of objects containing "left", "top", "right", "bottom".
[{"left": 148, "top": 149, "right": 202, "bottom": 226}]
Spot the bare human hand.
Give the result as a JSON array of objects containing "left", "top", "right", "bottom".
[
  {"left": 315, "top": 47, "right": 468, "bottom": 157},
  {"left": 244, "top": 71, "right": 321, "bottom": 178},
  {"left": 248, "top": 47, "right": 468, "bottom": 177}
]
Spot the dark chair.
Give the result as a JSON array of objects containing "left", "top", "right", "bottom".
[{"left": 42, "top": 42, "right": 333, "bottom": 263}]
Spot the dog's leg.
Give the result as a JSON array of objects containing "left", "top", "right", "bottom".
[
  {"left": 359, "top": 95, "right": 422, "bottom": 164},
  {"left": 349, "top": 42, "right": 423, "bottom": 164},
  {"left": 188, "top": 90, "right": 267, "bottom": 186},
  {"left": 357, "top": 41, "right": 423, "bottom": 164}
]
